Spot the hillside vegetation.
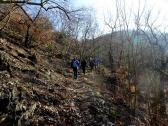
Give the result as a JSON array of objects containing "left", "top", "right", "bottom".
[
  {"left": 0, "top": 37, "right": 150, "bottom": 125},
  {"left": 0, "top": 1, "right": 168, "bottom": 126}
]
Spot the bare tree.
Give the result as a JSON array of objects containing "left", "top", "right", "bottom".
[
  {"left": 140, "top": 10, "right": 168, "bottom": 120},
  {"left": 0, "top": 0, "right": 83, "bottom": 48},
  {"left": 104, "top": 0, "right": 122, "bottom": 73},
  {"left": 0, "top": 0, "right": 71, "bottom": 18}
]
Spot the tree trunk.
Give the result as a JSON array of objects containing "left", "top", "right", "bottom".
[
  {"left": 24, "top": 25, "right": 30, "bottom": 48},
  {"left": 109, "top": 51, "right": 114, "bottom": 73},
  {"left": 159, "top": 56, "right": 167, "bottom": 116}
]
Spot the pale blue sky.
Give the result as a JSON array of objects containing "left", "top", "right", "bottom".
[
  {"left": 25, "top": 0, "right": 168, "bottom": 34},
  {"left": 72, "top": 0, "right": 117, "bottom": 33},
  {"left": 72, "top": 0, "right": 168, "bottom": 33}
]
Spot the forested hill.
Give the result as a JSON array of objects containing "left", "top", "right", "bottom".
[
  {"left": 0, "top": 1, "right": 168, "bottom": 126},
  {"left": 0, "top": 36, "right": 149, "bottom": 126},
  {"left": 0, "top": 3, "right": 144, "bottom": 125}
]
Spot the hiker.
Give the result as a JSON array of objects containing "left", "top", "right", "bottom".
[
  {"left": 94, "top": 57, "right": 101, "bottom": 69},
  {"left": 89, "top": 58, "right": 95, "bottom": 71},
  {"left": 93, "top": 58, "right": 97, "bottom": 69},
  {"left": 81, "top": 59, "right": 87, "bottom": 74},
  {"left": 71, "top": 58, "right": 80, "bottom": 79}
]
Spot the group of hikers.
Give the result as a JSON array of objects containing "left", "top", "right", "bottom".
[{"left": 71, "top": 57, "right": 100, "bottom": 79}]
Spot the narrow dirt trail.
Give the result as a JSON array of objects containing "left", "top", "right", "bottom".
[
  {"left": 72, "top": 69, "right": 113, "bottom": 100},
  {"left": 65, "top": 68, "right": 145, "bottom": 126},
  {"left": 66, "top": 69, "right": 116, "bottom": 125}
]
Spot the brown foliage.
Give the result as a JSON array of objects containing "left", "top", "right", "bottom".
[{"left": 1, "top": 7, "right": 54, "bottom": 46}]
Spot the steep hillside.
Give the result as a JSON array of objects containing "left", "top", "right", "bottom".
[{"left": 0, "top": 38, "right": 148, "bottom": 126}]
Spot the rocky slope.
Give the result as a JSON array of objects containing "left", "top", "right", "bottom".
[{"left": 0, "top": 38, "right": 149, "bottom": 126}]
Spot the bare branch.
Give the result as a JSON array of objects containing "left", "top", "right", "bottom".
[{"left": 0, "top": 0, "right": 71, "bottom": 19}]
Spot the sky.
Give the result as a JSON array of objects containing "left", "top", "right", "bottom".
[{"left": 72, "top": 0, "right": 168, "bottom": 34}]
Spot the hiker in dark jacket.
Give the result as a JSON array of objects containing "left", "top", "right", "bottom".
[
  {"left": 81, "top": 59, "right": 87, "bottom": 74},
  {"left": 89, "top": 58, "right": 95, "bottom": 71},
  {"left": 71, "top": 58, "right": 80, "bottom": 79},
  {"left": 94, "top": 57, "right": 101, "bottom": 69}
]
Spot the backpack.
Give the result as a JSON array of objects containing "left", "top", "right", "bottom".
[{"left": 72, "top": 60, "right": 79, "bottom": 68}]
